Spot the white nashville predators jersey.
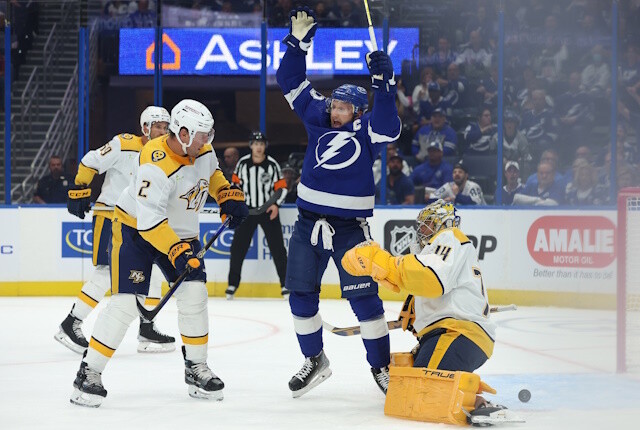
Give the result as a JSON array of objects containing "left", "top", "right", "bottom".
[
  {"left": 409, "top": 227, "right": 496, "bottom": 357},
  {"left": 76, "top": 133, "right": 144, "bottom": 209},
  {"left": 432, "top": 180, "right": 486, "bottom": 205},
  {"left": 115, "top": 135, "right": 229, "bottom": 255}
]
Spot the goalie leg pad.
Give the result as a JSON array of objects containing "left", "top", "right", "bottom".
[
  {"left": 384, "top": 367, "right": 496, "bottom": 426},
  {"left": 70, "top": 265, "right": 111, "bottom": 320},
  {"left": 84, "top": 293, "right": 138, "bottom": 373},
  {"left": 175, "top": 281, "right": 209, "bottom": 363}
]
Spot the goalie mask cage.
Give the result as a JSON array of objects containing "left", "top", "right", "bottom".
[{"left": 617, "top": 187, "right": 640, "bottom": 373}]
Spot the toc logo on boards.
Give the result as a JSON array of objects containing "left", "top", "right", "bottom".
[
  {"left": 526, "top": 216, "right": 616, "bottom": 268},
  {"left": 62, "top": 222, "right": 93, "bottom": 258},
  {"left": 200, "top": 223, "right": 257, "bottom": 260}
]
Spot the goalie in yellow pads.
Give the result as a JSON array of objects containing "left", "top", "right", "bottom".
[{"left": 342, "top": 200, "right": 523, "bottom": 426}]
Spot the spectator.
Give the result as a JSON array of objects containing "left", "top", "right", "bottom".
[
  {"left": 464, "top": 108, "right": 497, "bottom": 153},
  {"left": 104, "top": 0, "right": 129, "bottom": 17},
  {"left": 33, "top": 155, "right": 72, "bottom": 204},
  {"left": 495, "top": 161, "right": 524, "bottom": 205},
  {"left": 513, "top": 161, "right": 565, "bottom": 206},
  {"left": 410, "top": 140, "right": 454, "bottom": 193},
  {"left": 431, "top": 161, "right": 486, "bottom": 205},
  {"left": 425, "top": 37, "right": 456, "bottom": 75},
  {"left": 375, "top": 154, "right": 415, "bottom": 205},
  {"left": 455, "top": 30, "right": 492, "bottom": 81},
  {"left": 581, "top": 45, "right": 610, "bottom": 98},
  {"left": 412, "top": 107, "right": 458, "bottom": 160},
  {"left": 221, "top": 147, "right": 240, "bottom": 182},
  {"left": 490, "top": 109, "right": 532, "bottom": 171},
  {"left": 525, "top": 149, "right": 565, "bottom": 188},
  {"left": 336, "top": 0, "right": 362, "bottom": 27},
  {"left": 557, "top": 71, "right": 595, "bottom": 154},
  {"left": 281, "top": 163, "right": 299, "bottom": 204},
  {"left": 372, "top": 143, "right": 411, "bottom": 185},
  {"left": 438, "top": 63, "right": 469, "bottom": 110},
  {"left": 412, "top": 67, "right": 436, "bottom": 116},
  {"left": 520, "top": 88, "right": 558, "bottom": 159},
  {"left": 129, "top": 0, "right": 156, "bottom": 28},
  {"left": 476, "top": 65, "right": 498, "bottom": 108},
  {"left": 418, "top": 82, "right": 451, "bottom": 124},
  {"left": 565, "top": 158, "right": 607, "bottom": 206}
]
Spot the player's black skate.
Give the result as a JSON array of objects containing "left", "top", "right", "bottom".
[
  {"left": 54, "top": 313, "right": 88, "bottom": 354},
  {"left": 182, "top": 346, "right": 224, "bottom": 400},
  {"left": 137, "top": 317, "right": 176, "bottom": 353},
  {"left": 467, "top": 401, "right": 525, "bottom": 426},
  {"left": 371, "top": 366, "right": 389, "bottom": 394},
  {"left": 288, "top": 350, "right": 332, "bottom": 398},
  {"left": 70, "top": 361, "right": 107, "bottom": 408},
  {"left": 225, "top": 285, "right": 238, "bottom": 300},
  {"left": 281, "top": 286, "right": 290, "bottom": 298}
]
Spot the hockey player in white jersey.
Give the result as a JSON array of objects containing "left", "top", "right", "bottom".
[
  {"left": 69, "top": 99, "right": 248, "bottom": 408},
  {"left": 56, "top": 106, "right": 174, "bottom": 354},
  {"left": 431, "top": 161, "right": 486, "bottom": 205},
  {"left": 341, "top": 200, "right": 521, "bottom": 425}
]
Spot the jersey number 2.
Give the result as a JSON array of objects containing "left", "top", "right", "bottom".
[{"left": 138, "top": 180, "right": 151, "bottom": 198}]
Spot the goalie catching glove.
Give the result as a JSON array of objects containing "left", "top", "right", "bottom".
[
  {"left": 283, "top": 7, "right": 318, "bottom": 55},
  {"left": 169, "top": 242, "right": 203, "bottom": 274},
  {"left": 67, "top": 185, "right": 92, "bottom": 219},
  {"left": 217, "top": 186, "right": 248, "bottom": 229},
  {"left": 366, "top": 51, "right": 396, "bottom": 93},
  {"left": 341, "top": 241, "right": 401, "bottom": 293}
]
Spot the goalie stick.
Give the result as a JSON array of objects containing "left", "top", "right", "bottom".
[
  {"left": 136, "top": 217, "right": 231, "bottom": 320},
  {"left": 323, "top": 304, "right": 517, "bottom": 337}
]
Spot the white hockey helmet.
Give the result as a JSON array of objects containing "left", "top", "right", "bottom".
[
  {"left": 169, "top": 99, "right": 215, "bottom": 153},
  {"left": 416, "top": 199, "right": 460, "bottom": 247},
  {"left": 140, "top": 106, "right": 170, "bottom": 137}
]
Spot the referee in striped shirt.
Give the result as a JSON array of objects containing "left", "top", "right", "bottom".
[{"left": 226, "top": 132, "right": 289, "bottom": 299}]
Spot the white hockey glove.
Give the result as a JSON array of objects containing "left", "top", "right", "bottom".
[
  {"left": 283, "top": 7, "right": 318, "bottom": 55},
  {"left": 366, "top": 50, "right": 396, "bottom": 93}
]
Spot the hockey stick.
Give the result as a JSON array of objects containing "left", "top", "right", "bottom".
[
  {"left": 323, "top": 304, "right": 518, "bottom": 337},
  {"left": 363, "top": 0, "right": 378, "bottom": 51},
  {"left": 201, "top": 189, "right": 283, "bottom": 217},
  {"left": 136, "top": 217, "right": 231, "bottom": 321}
]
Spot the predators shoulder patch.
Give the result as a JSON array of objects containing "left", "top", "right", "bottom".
[{"left": 151, "top": 150, "right": 166, "bottom": 162}]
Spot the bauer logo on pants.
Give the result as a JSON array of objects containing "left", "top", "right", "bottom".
[
  {"left": 61, "top": 222, "right": 93, "bottom": 258},
  {"left": 200, "top": 223, "right": 258, "bottom": 259}
]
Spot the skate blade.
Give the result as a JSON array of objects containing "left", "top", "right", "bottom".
[
  {"left": 291, "top": 368, "right": 332, "bottom": 398},
  {"left": 54, "top": 332, "right": 87, "bottom": 355},
  {"left": 70, "top": 388, "right": 104, "bottom": 408},
  {"left": 470, "top": 409, "right": 525, "bottom": 425},
  {"left": 225, "top": 294, "right": 234, "bottom": 300},
  {"left": 137, "top": 340, "right": 176, "bottom": 353},
  {"left": 188, "top": 385, "right": 224, "bottom": 401}
]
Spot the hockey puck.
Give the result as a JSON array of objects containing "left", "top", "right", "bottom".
[{"left": 518, "top": 389, "right": 531, "bottom": 403}]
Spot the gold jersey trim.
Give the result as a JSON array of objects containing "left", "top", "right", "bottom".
[{"left": 416, "top": 317, "right": 494, "bottom": 359}]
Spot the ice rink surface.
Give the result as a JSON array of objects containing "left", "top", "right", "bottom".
[{"left": 1, "top": 297, "right": 639, "bottom": 430}]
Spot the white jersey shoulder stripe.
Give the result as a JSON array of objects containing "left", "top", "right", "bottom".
[
  {"left": 284, "top": 79, "right": 311, "bottom": 109},
  {"left": 367, "top": 116, "right": 402, "bottom": 144},
  {"left": 297, "top": 182, "right": 374, "bottom": 210}
]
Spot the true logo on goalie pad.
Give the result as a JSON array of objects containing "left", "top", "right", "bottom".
[{"left": 128, "top": 270, "right": 146, "bottom": 283}]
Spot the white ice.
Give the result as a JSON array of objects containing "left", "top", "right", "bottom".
[{"left": 1, "top": 297, "right": 639, "bottom": 430}]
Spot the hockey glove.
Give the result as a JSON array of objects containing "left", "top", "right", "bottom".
[
  {"left": 169, "top": 242, "right": 203, "bottom": 274},
  {"left": 366, "top": 51, "right": 396, "bottom": 93},
  {"left": 67, "top": 185, "right": 92, "bottom": 219},
  {"left": 282, "top": 7, "right": 318, "bottom": 55},
  {"left": 217, "top": 186, "right": 249, "bottom": 229},
  {"left": 341, "top": 241, "right": 401, "bottom": 293}
]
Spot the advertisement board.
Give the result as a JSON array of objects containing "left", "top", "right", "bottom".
[{"left": 119, "top": 27, "right": 419, "bottom": 76}]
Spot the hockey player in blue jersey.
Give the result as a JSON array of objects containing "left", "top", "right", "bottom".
[{"left": 276, "top": 7, "right": 401, "bottom": 398}]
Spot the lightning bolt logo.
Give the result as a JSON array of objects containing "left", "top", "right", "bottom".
[{"left": 314, "top": 131, "right": 361, "bottom": 171}]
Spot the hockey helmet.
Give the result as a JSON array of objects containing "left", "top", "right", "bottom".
[
  {"left": 416, "top": 199, "right": 460, "bottom": 247},
  {"left": 249, "top": 130, "right": 267, "bottom": 146},
  {"left": 140, "top": 106, "right": 170, "bottom": 137},
  {"left": 331, "top": 84, "right": 369, "bottom": 114},
  {"left": 169, "top": 99, "right": 215, "bottom": 153}
]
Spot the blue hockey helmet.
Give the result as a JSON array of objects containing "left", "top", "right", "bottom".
[{"left": 331, "top": 84, "right": 369, "bottom": 114}]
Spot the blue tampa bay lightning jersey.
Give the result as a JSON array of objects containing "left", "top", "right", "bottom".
[{"left": 276, "top": 49, "right": 402, "bottom": 218}]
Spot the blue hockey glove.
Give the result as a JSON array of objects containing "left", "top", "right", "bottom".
[
  {"left": 168, "top": 241, "right": 204, "bottom": 276},
  {"left": 282, "top": 7, "right": 318, "bottom": 55},
  {"left": 217, "top": 186, "right": 249, "bottom": 229},
  {"left": 366, "top": 51, "right": 396, "bottom": 93},
  {"left": 67, "top": 185, "right": 91, "bottom": 219}
]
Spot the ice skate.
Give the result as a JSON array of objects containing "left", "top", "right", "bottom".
[
  {"left": 70, "top": 361, "right": 107, "bottom": 408},
  {"left": 137, "top": 318, "right": 176, "bottom": 353},
  {"left": 371, "top": 366, "right": 389, "bottom": 394},
  {"left": 183, "top": 346, "right": 224, "bottom": 400},
  {"left": 467, "top": 401, "right": 525, "bottom": 426},
  {"left": 281, "top": 286, "right": 290, "bottom": 298},
  {"left": 225, "top": 285, "right": 237, "bottom": 300},
  {"left": 54, "top": 313, "right": 88, "bottom": 354},
  {"left": 288, "top": 350, "right": 332, "bottom": 398}
]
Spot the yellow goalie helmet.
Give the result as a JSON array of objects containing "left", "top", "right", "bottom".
[{"left": 416, "top": 199, "right": 460, "bottom": 247}]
